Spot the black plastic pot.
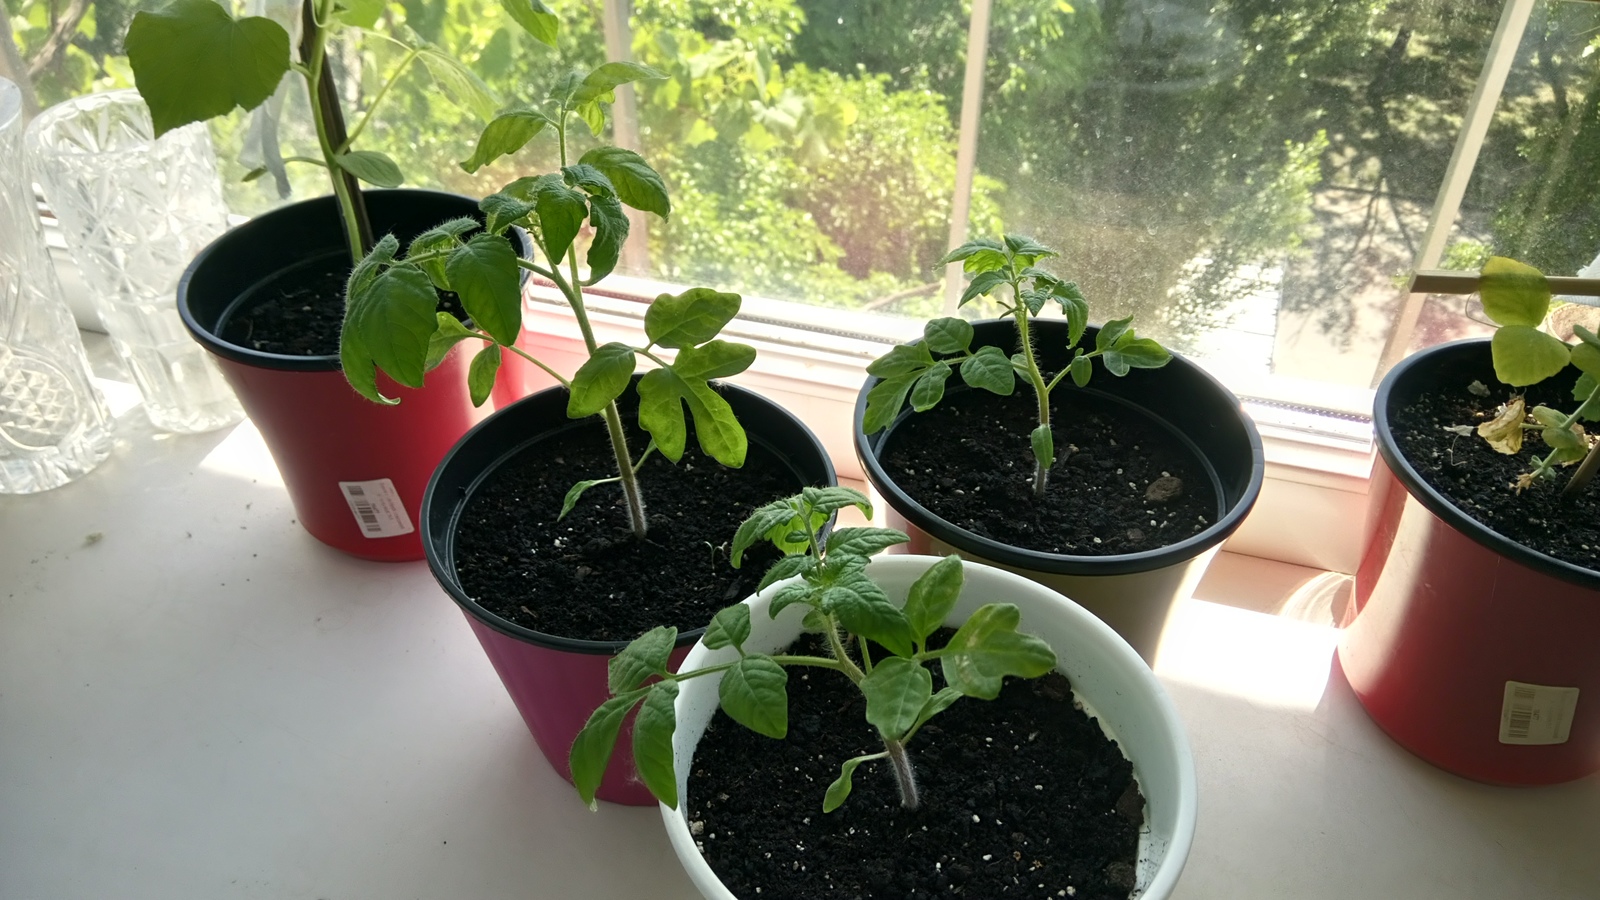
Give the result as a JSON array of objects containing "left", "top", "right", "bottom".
[
  {"left": 854, "top": 319, "right": 1264, "bottom": 662},
  {"left": 1343, "top": 338, "right": 1600, "bottom": 784},
  {"left": 422, "top": 376, "right": 835, "bottom": 805},
  {"left": 177, "top": 190, "right": 527, "bottom": 561}
]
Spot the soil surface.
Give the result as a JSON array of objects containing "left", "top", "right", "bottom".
[
  {"left": 688, "top": 633, "right": 1144, "bottom": 900},
  {"left": 879, "top": 386, "right": 1218, "bottom": 556},
  {"left": 453, "top": 416, "right": 804, "bottom": 641},
  {"left": 217, "top": 253, "right": 468, "bottom": 357},
  {"left": 1389, "top": 360, "right": 1600, "bottom": 571}
]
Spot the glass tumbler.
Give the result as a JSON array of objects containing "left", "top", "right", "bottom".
[
  {"left": 1, "top": 77, "right": 115, "bottom": 493},
  {"left": 24, "top": 90, "right": 242, "bottom": 434}
]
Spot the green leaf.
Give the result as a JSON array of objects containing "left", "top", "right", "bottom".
[
  {"left": 586, "top": 194, "right": 629, "bottom": 282},
  {"left": 1031, "top": 423, "right": 1054, "bottom": 471},
  {"left": 632, "top": 681, "right": 679, "bottom": 808},
  {"left": 1110, "top": 336, "right": 1170, "bottom": 370},
  {"left": 334, "top": 0, "right": 383, "bottom": 28},
  {"left": 1543, "top": 423, "right": 1586, "bottom": 452},
  {"left": 1480, "top": 256, "right": 1551, "bottom": 328},
  {"left": 446, "top": 234, "right": 522, "bottom": 346},
  {"left": 574, "top": 100, "right": 606, "bottom": 136},
  {"left": 1574, "top": 373, "right": 1600, "bottom": 421},
  {"left": 561, "top": 163, "right": 615, "bottom": 199},
  {"left": 1020, "top": 289, "right": 1049, "bottom": 316},
  {"left": 770, "top": 581, "right": 818, "bottom": 617},
  {"left": 334, "top": 150, "right": 403, "bottom": 188},
  {"left": 757, "top": 555, "right": 816, "bottom": 593},
  {"left": 911, "top": 686, "right": 964, "bottom": 731},
  {"left": 356, "top": 264, "right": 439, "bottom": 390},
  {"left": 636, "top": 367, "right": 746, "bottom": 466},
  {"left": 902, "top": 554, "right": 963, "bottom": 646},
  {"left": 940, "top": 604, "right": 1058, "bottom": 700},
  {"left": 479, "top": 192, "right": 536, "bottom": 236},
  {"left": 424, "top": 314, "right": 480, "bottom": 371},
  {"left": 824, "top": 527, "right": 909, "bottom": 560},
  {"left": 702, "top": 604, "right": 752, "bottom": 651},
  {"left": 461, "top": 105, "right": 550, "bottom": 173},
  {"left": 824, "top": 573, "right": 913, "bottom": 658},
  {"left": 409, "top": 217, "right": 480, "bottom": 289},
  {"left": 125, "top": 0, "right": 290, "bottom": 137},
  {"left": 923, "top": 317, "right": 974, "bottom": 355},
  {"left": 608, "top": 625, "right": 677, "bottom": 694},
  {"left": 1069, "top": 353, "right": 1093, "bottom": 387},
  {"left": 731, "top": 500, "right": 799, "bottom": 567},
  {"left": 499, "top": 0, "right": 558, "bottom": 48},
  {"left": 1571, "top": 341, "right": 1600, "bottom": 380},
  {"left": 547, "top": 70, "right": 584, "bottom": 106},
  {"left": 570, "top": 692, "right": 641, "bottom": 810},
  {"left": 867, "top": 342, "right": 936, "bottom": 378},
  {"left": 645, "top": 288, "right": 741, "bottom": 348},
  {"left": 1004, "top": 234, "right": 1056, "bottom": 260},
  {"left": 959, "top": 270, "right": 1009, "bottom": 307},
  {"left": 822, "top": 755, "right": 871, "bottom": 813},
  {"left": 574, "top": 61, "right": 668, "bottom": 106},
  {"left": 863, "top": 375, "right": 915, "bottom": 434},
  {"left": 568, "top": 342, "right": 637, "bottom": 417},
  {"left": 937, "top": 238, "right": 1007, "bottom": 274},
  {"left": 719, "top": 655, "right": 788, "bottom": 739},
  {"left": 1055, "top": 284, "right": 1089, "bottom": 346},
  {"left": 580, "top": 147, "right": 671, "bottom": 219},
  {"left": 468, "top": 343, "right": 500, "bottom": 407},
  {"left": 960, "top": 345, "right": 1016, "bottom": 395},
  {"left": 417, "top": 45, "right": 500, "bottom": 122},
  {"left": 862, "top": 657, "right": 933, "bottom": 739},
  {"left": 559, "top": 478, "right": 608, "bottom": 520},
  {"left": 670, "top": 340, "right": 756, "bottom": 380},
  {"left": 1096, "top": 317, "right": 1133, "bottom": 352},
  {"left": 1491, "top": 325, "right": 1570, "bottom": 387},
  {"left": 535, "top": 178, "right": 589, "bottom": 264},
  {"left": 909, "top": 361, "right": 952, "bottom": 412},
  {"left": 802, "top": 486, "right": 873, "bottom": 517}
]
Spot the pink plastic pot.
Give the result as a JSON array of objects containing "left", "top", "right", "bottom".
[
  {"left": 422, "top": 378, "right": 836, "bottom": 805},
  {"left": 1344, "top": 338, "right": 1600, "bottom": 785},
  {"left": 178, "top": 190, "right": 527, "bottom": 561}
]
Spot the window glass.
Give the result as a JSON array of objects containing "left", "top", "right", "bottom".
[{"left": 8, "top": 0, "right": 1594, "bottom": 398}]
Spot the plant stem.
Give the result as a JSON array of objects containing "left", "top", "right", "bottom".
[
  {"left": 301, "top": 0, "right": 372, "bottom": 264},
  {"left": 503, "top": 342, "right": 571, "bottom": 389},
  {"left": 339, "top": 47, "right": 420, "bottom": 152},
  {"left": 553, "top": 109, "right": 648, "bottom": 538},
  {"left": 883, "top": 738, "right": 919, "bottom": 809},
  {"left": 824, "top": 617, "right": 866, "bottom": 685},
  {"left": 1563, "top": 440, "right": 1600, "bottom": 500},
  {"left": 1012, "top": 290, "right": 1052, "bottom": 497}
]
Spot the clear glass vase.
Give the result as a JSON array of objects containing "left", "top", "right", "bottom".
[
  {"left": 24, "top": 89, "right": 242, "bottom": 434},
  {"left": 0, "top": 77, "right": 115, "bottom": 494}
]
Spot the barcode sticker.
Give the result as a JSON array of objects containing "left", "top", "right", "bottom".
[
  {"left": 1499, "top": 681, "right": 1580, "bottom": 745},
  {"left": 338, "top": 479, "right": 414, "bottom": 539}
]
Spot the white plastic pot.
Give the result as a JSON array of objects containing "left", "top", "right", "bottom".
[{"left": 661, "top": 554, "right": 1198, "bottom": 900}]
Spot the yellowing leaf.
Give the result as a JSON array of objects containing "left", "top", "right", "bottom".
[{"left": 1476, "top": 396, "right": 1525, "bottom": 455}]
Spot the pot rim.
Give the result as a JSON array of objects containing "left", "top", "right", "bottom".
[
  {"left": 853, "top": 318, "right": 1264, "bottom": 576},
  {"left": 661, "top": 554, "right": 1198, "bottom": 900},
  {"left": 177, "top": 188, "right": 527, "bottom": 373},
  {"left": 1374, "top": 337, "right": 1600, "bottom": 590},
  {"left": 422, "top": 380, "right": 838, "bottom": 656}
]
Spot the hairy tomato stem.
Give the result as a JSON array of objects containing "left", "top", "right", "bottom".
[
  {"left": 883, "top": 738, "right": 919, "bottom": 810},
  {"left": 1012, "top": 291, "right": 1052, "bottom": 497}
]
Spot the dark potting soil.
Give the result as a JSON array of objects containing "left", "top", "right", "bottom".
[
  {"left": 453, "top": 416, "right": 801, "bottom": 641},
  {"left": 688, "top": 633, "right": 1144, "bottom": 900},
  {"left": 1389, "top": 372, "right": 1600, "bottom": 572},
  {"left": 880, "top": 386, "right": 1218, "bottom": 556},
  {"left": 217, "top": 252, "right": 467, "bottom": 357}
]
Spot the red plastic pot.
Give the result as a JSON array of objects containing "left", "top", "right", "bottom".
[
  {"left": 1344, "top": 338, "right": 1600, "bottom": 785},
  {"left": 855, "top": 319, "right": 1264, "bottom": 663},
  {"left": 422, "top": 378, "right": 836, "bottom": 805},
  {"left": 178, "top": 190, "right": 527, "bottom": 562}
]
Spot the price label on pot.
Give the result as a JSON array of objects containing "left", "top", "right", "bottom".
[
  {"left": 1499, "top": 681, "right": 1579, "bottom": 745},
  {"left": 339, "top": 479, "right": 414, "bottom": 539}
]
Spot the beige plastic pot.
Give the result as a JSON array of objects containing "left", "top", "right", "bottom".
[{"left": 661, "top": 554, "right": 1198, "bottom": 900}]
